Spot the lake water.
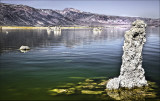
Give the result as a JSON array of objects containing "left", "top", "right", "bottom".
[{"left": 0, "top": 27, "right": 159, "bottom": 100}]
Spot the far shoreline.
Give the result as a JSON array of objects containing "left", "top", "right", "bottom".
[
  {"left": 0, "top": 25, "right": 130, "bottom": 30},
  {"left": 0, "top": 24, "right": 159, "bottom": 30}
]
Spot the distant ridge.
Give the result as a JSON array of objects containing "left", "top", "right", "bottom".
[{"left": 0, "top": 3, "right": 159, "bottom": 26}]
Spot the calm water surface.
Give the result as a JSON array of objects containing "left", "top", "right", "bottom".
[{"left": 0, "top": 27, "right": 159, "bottom": 100}]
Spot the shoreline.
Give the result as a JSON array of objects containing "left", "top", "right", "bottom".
[
  {"left": 0, "top": 26, "right": 92, "bottom": 30},
  {"left": 0, "top": 25, "right": 158, "bottom": 30},
  {"left": 0, "top": 25, "right": 131, "bottom": 30}
]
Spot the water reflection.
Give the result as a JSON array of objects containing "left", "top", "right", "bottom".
[
  {"left": 93, "top": 30, "right": 102, "bottom": 36},
  {"left": 0, "top": 28, "right": 128, "bottom": 53},
  {"left": 54, "top": 30, "right": 61, "bottom": 37},
  {"left": 19, "top": 49, "right": 30, "bottom": 53},
  {"left": 93, "top": 27, "right": 103, "bottom": 35},
  {"left": 47, "top": 26, "right": 62, "bottom": 37},
  {"left": 47, "top": 29, "right": 52, "bottom": 35},
  {"left": 47, "top": 29, "right": 62, "bottom": 37},
  {"left": 0, "top": 27, "right": 159, "bottom": 100},
  {"left": 0, "top": 27, "right": 158, "bottom": 53}
]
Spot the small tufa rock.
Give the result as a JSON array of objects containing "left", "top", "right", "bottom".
[
  {"left": 19, "top": 45, "right": 30, "bottom": 50},
  {"left": 106, "top": 78, "right": 120, "bottom": 89}
]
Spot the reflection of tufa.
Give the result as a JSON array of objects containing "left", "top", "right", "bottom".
[
  {"left": 20, "top": 49, "right": 30, "bottom": 53},
  {"left": 19, "top": 45, "right": 30, "bottom": 50},
  {"left": 54, "top": 30, "right": 61, "bottom": 36},
  {"left": 47, "top": 26, "right": 62, "bottom": 36},
  {"left": 93, "top": 27, "right": 102, "bottom": 35},
  {"left": 47, "top": 26, "right": 53, "bottom": 35},
  {"left": 106, "top": 20, "right": 148, "bottom": 90}
]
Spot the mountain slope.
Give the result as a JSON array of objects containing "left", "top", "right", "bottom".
[
  {"left": 0, "top": 3, "right": 159, "bottom": 26},
  {"left": 0, "top": 3, "right": 75, "bottom": 26}
]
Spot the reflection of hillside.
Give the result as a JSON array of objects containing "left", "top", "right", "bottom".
[
  {"left": 0, "top": 29, "right": 59, "bottom": 53},
  {"left": 56, "top": 28, "right": 128, "bottom": 48},
  {"left": 0, "top": 28, "right": 128, "bottom": 53},
  {"left": 146, "top": 26, "right": 160, "bottom": 36}
]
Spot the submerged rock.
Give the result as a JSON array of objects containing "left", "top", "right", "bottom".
[
  {"left": 106, "top": 81, "right": 157, "bottom": 101},
  {"left": 106, "top": 20, "right": 148, "bottom": 89},
  {"left": 49, "top": 88, "right": 75, "bottom": 95},
  {"left": 81, "top": 90, "right": 104, "bottom": 94},
  {"left": 49, "top": 78, "right": 106, "bottom": 96},
  {"left": 85, "top": 79, "right": 94, "bottom": 82},
  {"left": 98, "top": 80, "right": 108, "bottom": 86},
  {"left": 48, "top": 78, "right": 157, "bottom": 100}
]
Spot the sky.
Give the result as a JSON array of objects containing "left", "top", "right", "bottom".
[{"left": 1, "top": 0, "right": 160, "bottom": 18}]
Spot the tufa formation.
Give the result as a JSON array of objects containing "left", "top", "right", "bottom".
[{"left": 106, "top": 20, "right": 148, "bottom": 89}]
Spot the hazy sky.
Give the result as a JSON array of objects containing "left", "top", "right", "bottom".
[{"left": 1, "top": 0, "right": 159, "bottom": 18}]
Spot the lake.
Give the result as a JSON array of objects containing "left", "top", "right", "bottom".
[{"left": 0, "top": 27, "right": 159, "bottom": 100}]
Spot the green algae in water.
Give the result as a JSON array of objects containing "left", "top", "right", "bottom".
[{"left": 49, "top": 78, "right": 159, "bottom": 101}]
